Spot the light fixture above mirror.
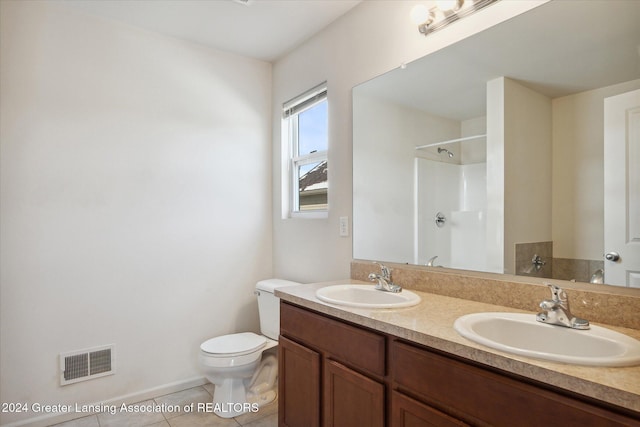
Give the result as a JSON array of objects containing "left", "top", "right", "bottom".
[{"left": 411, "top": 0, "right": 499, "bottom": 36}]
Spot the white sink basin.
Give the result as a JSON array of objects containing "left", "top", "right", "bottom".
[
  {"left": 454, "top": 312, "right": 640, "bottom": 366},
  {"left": 316, "top": 284, "right": 421, "bottom": 308}
]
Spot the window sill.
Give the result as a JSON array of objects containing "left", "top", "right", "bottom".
[{"left": 289, "top": 210, "right": 329, "bottom": 220}]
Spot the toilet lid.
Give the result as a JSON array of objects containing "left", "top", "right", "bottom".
[{"left": 200, "top": 332, "right": 266, "bottom": 355}]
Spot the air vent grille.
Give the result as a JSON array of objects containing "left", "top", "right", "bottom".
[
  {"left": 90, "top": 348, "right": 113, "bottom": 375},
  {"left": 60, "top": 345, "right": 115, "bottom": 385}
]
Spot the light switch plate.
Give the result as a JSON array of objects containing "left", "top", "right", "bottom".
[{"left": 339, "top": 216, "right": 349, "bottom": 237}]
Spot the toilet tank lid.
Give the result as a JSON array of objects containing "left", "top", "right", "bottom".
[{"left": 256, "top": 278, "right": 300, "bottom": 293}]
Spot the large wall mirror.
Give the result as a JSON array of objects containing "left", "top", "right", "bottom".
[{"left": 353, "top": 0, "right": 640, "bottom": 287}]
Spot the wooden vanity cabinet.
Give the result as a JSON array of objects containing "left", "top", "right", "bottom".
[
  {"left": 279, "top": 302, "right": 640, "bottom": 427},
  {"left": 279, "top": 302, "right": 386, "bottom": 427}
]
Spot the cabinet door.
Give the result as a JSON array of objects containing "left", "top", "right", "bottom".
[
  {"left": 323, "top": 359, "right": 384, "bottom": 427},
  {"left": 391, "top": 391, "right": 469, "bottom": 427},
  {"left": 279, "top": 336, "right": 321, "bottom": 427}
]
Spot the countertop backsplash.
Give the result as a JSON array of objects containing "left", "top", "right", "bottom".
[{"left": 351, "top": 260, "right": 640, "bottom": 330}]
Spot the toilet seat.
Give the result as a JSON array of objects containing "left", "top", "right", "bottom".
[{"left": 201, "top": 332, "right": 266, "bottom": 357}]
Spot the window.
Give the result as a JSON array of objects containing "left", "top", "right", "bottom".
[{"left": 282, "top": 83, "right": 328, "bottom": 218}]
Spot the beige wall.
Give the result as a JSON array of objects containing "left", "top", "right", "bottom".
[
  {"left": 0, "top": 2, "right": 272, "bottom": 425},
  {"left": 503, "top": 78, "right": 553, "bottom": 274}
]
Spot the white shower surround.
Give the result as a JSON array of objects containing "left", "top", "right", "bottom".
[{"left": 417, "top": 151, "right": 487, "bottom": 270}]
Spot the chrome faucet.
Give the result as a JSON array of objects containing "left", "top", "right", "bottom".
[
  {"left": 368, "top": 262, "right": 402, "bottom": 293},
  {"left": 536, "top": 283, "right": 589, "bottom": 330},
  {"left": 426, "top": 256, "right": 440, "bottom": 267}
]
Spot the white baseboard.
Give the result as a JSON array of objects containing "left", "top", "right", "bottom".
[{"left": 1, "top": 376, "right": 208, "bottom": 427}]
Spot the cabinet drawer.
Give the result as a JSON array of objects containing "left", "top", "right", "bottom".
[
  {"left": 281, "top": 302, "right": 385, "bottom": 377},
  {"left": 392, "top": 340, "right": 638, "bottom": 427}
]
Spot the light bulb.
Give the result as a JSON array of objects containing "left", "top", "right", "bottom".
[
  {"left": 435, "top": 0, "right": 460, "bottom": 11},
  {"left": 410, "top": 4, "right": 431, "bottom": 24}
]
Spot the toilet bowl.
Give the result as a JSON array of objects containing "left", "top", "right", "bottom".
[{"left": 198, "top": 279, "right": 299, "bottom": 418}]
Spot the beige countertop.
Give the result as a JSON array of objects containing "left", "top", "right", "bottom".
[{"left": 276, "top": 280, "right": 640, "bottom": 414}]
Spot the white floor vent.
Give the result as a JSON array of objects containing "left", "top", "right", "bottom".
[{"left": 59, "top": 344, "right": 115, "bottom": 386}]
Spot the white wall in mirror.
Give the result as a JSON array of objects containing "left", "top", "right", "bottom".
[{"left": 353, "top": 94, "right": 462, "bottom": 264}]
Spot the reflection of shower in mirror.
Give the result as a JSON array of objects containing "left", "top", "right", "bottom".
[{"left": 438, "top": 147, "right": 454, "bottom": 158}]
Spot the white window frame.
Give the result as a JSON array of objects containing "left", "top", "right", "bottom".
[{"left": 282, "top": 82, "right": 328, "bottom": 219}]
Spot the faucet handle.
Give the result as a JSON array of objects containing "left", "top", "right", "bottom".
[
  {"left": 373, "top": 261, "right": 391, "bottom": 279},
  {"left": 544, "top": 283, "right": 566, "bottom": 302},
  {"left": 544, "top": 283, "right": 572, "bottom": 313}
]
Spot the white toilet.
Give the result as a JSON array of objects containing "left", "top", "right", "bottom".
[{"left": 198, "top": 278, "right": 299, "bottom": 418}]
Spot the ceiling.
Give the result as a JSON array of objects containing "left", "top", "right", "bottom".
[
  {"left": 356, "top": 0, "right": 640, "bottom": 121},
  {"left": 59, "top": 0, "right": 361, "bottom": 62}
]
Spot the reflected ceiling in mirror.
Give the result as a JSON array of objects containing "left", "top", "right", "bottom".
[{"left": 352, "top": 0, "right": 640, "bottom": 287}]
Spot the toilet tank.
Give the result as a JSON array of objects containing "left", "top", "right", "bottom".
[{"left": 256, "top": 279, "right": 300, "bottom": 340}]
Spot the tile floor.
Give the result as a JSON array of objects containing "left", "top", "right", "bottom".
[{"left": 49, "top": 384, "right": 277, "bottom": 427}]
